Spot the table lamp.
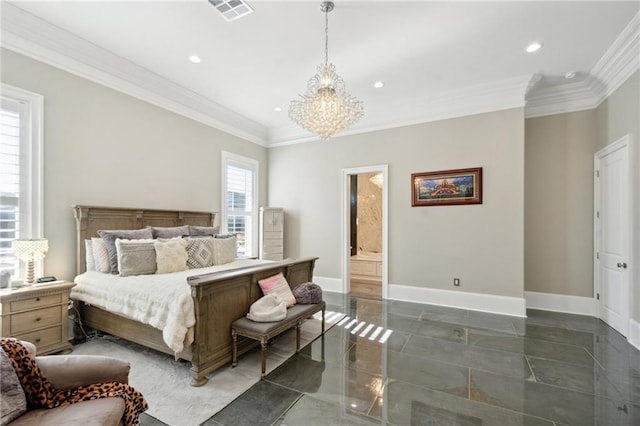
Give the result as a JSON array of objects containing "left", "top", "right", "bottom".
[{"left": 12, "top": 238, "right": 48, "bottom": 285}]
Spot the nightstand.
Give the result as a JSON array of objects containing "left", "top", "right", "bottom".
[{"left": 0, "top": 281, "right": 75, "bottom": 354}]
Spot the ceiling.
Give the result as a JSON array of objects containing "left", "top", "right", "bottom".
[{"left": 2, "top": 1, "right": 639, "bottom": 145}]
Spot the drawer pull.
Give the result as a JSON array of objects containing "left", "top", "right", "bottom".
[
  {"left": 36, "top": 297, "right": 41, "bottom": 302},
  {"left": 35, "top": 338, "right": 41, "bottom": 343},
  {"left": 35, "top": 317, "right": 41, "bottom": 322}
]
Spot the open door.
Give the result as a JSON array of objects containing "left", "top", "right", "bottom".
[{"left": 342, "top": 165, "right": 388, "bottom": 299}]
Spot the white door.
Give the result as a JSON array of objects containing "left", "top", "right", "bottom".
[{"left": 595, "top": 136, "right": 630, "bottom": 336}]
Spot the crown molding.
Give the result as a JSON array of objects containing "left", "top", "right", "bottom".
[
  {"left": 525, "top": 76, "right": 604, "bottom": 119},
  {"left": 270, "top": 74, "right": 535, "bottom": 146},
  {"left": 592, "top": 11, "right": 640, "bottom": 101},
  {"left": 0, "top": 3, "right": 269, "bottom": 146},
  {"left": 525, "top": 11, "right": 639, "bottom": 119}
]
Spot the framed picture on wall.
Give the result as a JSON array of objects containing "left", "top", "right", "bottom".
[{"left": 411, "top": 167, "right": 483, "bottom": 206}]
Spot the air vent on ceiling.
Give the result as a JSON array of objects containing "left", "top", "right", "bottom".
[{"left": 208, "top": 0, "right": 253, "bottom": 22}]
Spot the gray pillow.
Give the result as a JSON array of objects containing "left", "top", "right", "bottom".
[
  {"left": 189, "top": 225, "right": 220, "bottom": 236},
  {"left": 98, "top": 228, "right": 153, "bottom": 274},
  {"left": 214, "top": 233, "right": 235, "bottom": 239},
  {"left": 148, "top": 225, "right": 190, "bottom": 239},
  {"left": 212, "top": 236, "right": 237, "bottom": 265},
  {"left": 0, "top": 348, "right": 27, "bottom": 424},
  {"left": 116, "top": 239, "right": 157, "bottom": 277}
]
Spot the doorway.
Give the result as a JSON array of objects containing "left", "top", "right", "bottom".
[
  {"left": 341, "top": 165, "right": 388, "bottom": 299},
  {"left": 594, "top": 135, "right": 631, "bottom": 336}
]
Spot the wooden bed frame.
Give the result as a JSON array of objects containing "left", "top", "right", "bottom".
[{"left": 73, "top": 205, "right": 317, "bottom": 386}]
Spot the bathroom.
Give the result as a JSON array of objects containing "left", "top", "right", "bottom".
[{"left": 350, "top": 172, "right": 383, "bottom": 299}]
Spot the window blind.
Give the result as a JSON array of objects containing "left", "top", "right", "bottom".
[
  {"left": 0, "top": 99, "right": 21, "bottom": 275},
  {"left": 226, "top": 163, "right": 254, "bottom": 256}
]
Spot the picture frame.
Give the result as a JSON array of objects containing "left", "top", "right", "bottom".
[{"left": 411, "top": 167, "right": 482, "bottom": 207}]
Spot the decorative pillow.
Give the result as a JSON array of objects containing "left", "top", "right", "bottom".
[
  {"left": 98, "top": 228, "right": 153, "bottom": 274},
  {"left": 0, "top": 348, "right": 27, "bottom": 424},
  {"left": 258, "top": 272, "right": 296, "bottom": 307},
  {"left": 91, "top": 237, "right": 111, "bottom": 273},
  {"left": 84, "top": 239, "right": 96, "bottom": 271},
  {"left": 214, "top": 234, "right": 235, "bottom": 239},
  {"left": 293, "top": 282, "right": 323, "bottom": 304},
  {"left": 212, "top": 236, "right": 237, "bottom": 265},
  {"left": 247, "top": 294, "right": 286, "bottom": 322},
  {"left": 189, "top": 225, "right": 220, "bottom": 236},
  {"left": 154, "top": 238, "right": 188, "bottom": 274},
  {"left": 148, "top": 225, "right": 190, "bottom": 239},
  {"left": 116, "top": 239, "right": 157, "bottom": 277},
  {"left": 186, "top": 238, "right": 215, "bottom": 269}
]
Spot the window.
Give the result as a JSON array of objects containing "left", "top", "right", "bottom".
[
  {"left": 0, "top": 84, "right": 43, "bottom": 278},
  {"left": 221, "top": 151, "right": 258, "bottom": 257}
]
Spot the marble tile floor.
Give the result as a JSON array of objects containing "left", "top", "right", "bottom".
[{"left": 141, "top": 293, "right": 640, "bottom": 426}]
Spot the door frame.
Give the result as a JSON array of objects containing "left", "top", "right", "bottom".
[
  {"left": 341, "top": 165, "right": 389, "bottom": 298},
  {"left": 594, "top": 134, "right": 632, "bottom": 335}
]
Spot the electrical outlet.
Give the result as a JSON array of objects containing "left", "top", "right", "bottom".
[{"left": 453, "top": 278, "right": 460, "bottom": 286}]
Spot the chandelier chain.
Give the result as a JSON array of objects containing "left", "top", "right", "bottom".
[{"left": 324, "top": 7, "right": 329, "bottom": 66}]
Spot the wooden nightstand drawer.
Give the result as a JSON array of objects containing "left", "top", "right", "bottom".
[
  {"left": 11, "top": 306, "right": 62, "bottom": 334},
  {"left": 10, "top": 293, "right": 62, "bottom": 312},
  {"left": 15, "top": 325, "right": 63, "bottom": 350}
]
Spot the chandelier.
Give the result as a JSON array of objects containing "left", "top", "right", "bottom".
[{"left": 289, "top": 1, "right": 363, "bottom": 140}]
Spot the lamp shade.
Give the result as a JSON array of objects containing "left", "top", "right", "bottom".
[
  {"left": 12, "top": 239, "right": 49, "bottom": 261},
  {"left": 12, "top": 239, "right": 48, "bottom": 285}
]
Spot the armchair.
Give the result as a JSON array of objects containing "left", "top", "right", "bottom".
[{"left": 5, "top": 341, "right": 131, "bottom": 426}]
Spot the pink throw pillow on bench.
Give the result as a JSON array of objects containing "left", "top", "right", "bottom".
[{"left": 258, "top": 272, "right": 297, "bottom": 307}]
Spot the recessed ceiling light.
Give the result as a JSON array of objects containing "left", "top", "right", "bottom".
[
  {"left": 189, "top": 55, "right": 201, "bottom": 64},
  {"left": 373, "top": 81, "right": 384, "bottom": 89},
  {"left": 274, "top": 107, "right": 282, "bottom": 112},
  {"left": 526, "top": 42, "right": 542, "bottom": 53},
  {"left": 564, "top": 71, "right": 577, "bottom": 79}
]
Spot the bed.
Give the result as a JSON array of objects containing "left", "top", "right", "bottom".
[{"left": 72, "top": 205, "right": 317, "bottom": 386}]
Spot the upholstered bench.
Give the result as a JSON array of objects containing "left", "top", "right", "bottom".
[{"left": 231, "top": 301, "right": 326, "bottom": 378}]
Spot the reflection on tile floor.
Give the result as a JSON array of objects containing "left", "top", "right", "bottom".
[{"left": 146, "top": 293, "right": 640, "bottom": 425}]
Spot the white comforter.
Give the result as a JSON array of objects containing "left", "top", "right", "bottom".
[{"left": 72, "top": 259, "right": 272, "bottom": 354}]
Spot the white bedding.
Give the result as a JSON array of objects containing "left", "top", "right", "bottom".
[{"left": 72, "top": 258, "right": 272, "bottom": 354}]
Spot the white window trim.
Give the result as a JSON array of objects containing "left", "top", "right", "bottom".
[
  {"left": 1, "top": 83, "right": 44, "bottom": 276},
  {"left": 220, "top": 151, "right": 259, "bottom": 257}
]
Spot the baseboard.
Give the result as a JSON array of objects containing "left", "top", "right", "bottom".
[
  {"left": 525, "top": 291, "right": 596, "bottom": 316},
  {"left": 313, "top": 276, "right": 343, "bottom": 293},
  {"left": 388, "top": 284, "right": 526, "bottom": 317},
  {"left": 629, "top": 319, "right": 640, "bottom": 351}
]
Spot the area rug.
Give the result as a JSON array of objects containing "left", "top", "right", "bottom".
[{"left": 72, "top": 310, "right": 344, "bottom": 426}]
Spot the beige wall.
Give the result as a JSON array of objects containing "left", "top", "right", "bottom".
[
  {"left": 1, "top": 49, "right": 268, "bottom": 281},
  {"left": 524, "top": 111, "right": 597, "bottom": 297},
  {"left": 595, "top": 71, "right": 640, "bottom": 323},
  {"left": 269, "top": 108, "right": 525, "bottom": 298},
  {"left": 356, "top": 173, "right": 382, "bottom": 253}
]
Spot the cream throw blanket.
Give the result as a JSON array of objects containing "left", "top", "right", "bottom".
[
  {"left": 246, "top": 294, "right": 286, "bottom": 322},
  {"left": 73, "top": 259, "right": 271, "bottom": 354}
]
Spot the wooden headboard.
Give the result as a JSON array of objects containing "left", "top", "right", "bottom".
[{"left": 73, "top": 205, "right": 216, "bottom": 275}]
